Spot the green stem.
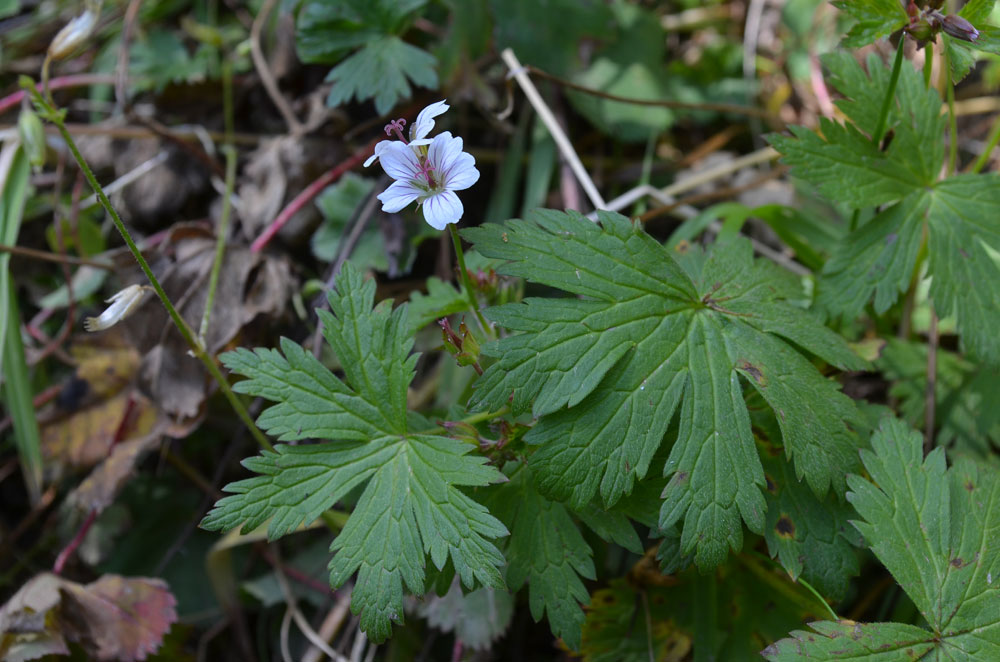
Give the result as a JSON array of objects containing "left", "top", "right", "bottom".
[
  {"left": 426, "top": 407, "right": 510, "bottom": 438},
  {"left": 449, "top": 224, "right": 491, "bottom": 337},
  {"left": 872, "top": 38, "right": 905, "bottom": 146},
  {"left": 923, "top": 42, "right": 934, "bottom": 88},
  {"left": 199, "top": 60, "right": 236, "bottom": 343},
  {"left": 944, "top": 44, "right": 958, "bottom": 175},
  {"left": 25, "top": 81, "right": 273, "bottom": 453},
  {"left": 970, "top": 113, "right": 1000, "bottom": 173},
  {"left": 742, "top": 550, "right": 837, "bottom": 620},
  {"left": 200, "top": 146, "right": 235, "bottom": 342}
]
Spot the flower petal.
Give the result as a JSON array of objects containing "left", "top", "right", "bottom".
[
  {"left": 428, "top": 133, "right": 479, "bottom": 191},
  {"left": 422, "top": 190, "right": 463, "bottom": 230},
  {"left": 378, "top": 180, "right": 422, "bottom": 213},
  {"left": 363, "top": 140, "right": 395, "bottom": 167},
  {"left": 428, "top": 132, "right": 462, "bottom": 173},
  {"left": 378, "top": 142, "right": 421, "bottom": 181},
  {"left": 410, "top": 100, "right": 449, "bottom": 142},
  {"left": 443, "top": 152, "right": 479, "bottom": 191}
]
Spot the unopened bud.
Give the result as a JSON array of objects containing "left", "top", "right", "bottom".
[
  {"left": 441, "top": 420, "right": 482, "bottom": 446},
  {"left": 942, "top": 14, "right": 979, "bottom": 42},
  {"left": 17, "top": 109, "right": 46, "bottom": 168},
  {"left": 84, "top": 285, "right": 150, "bottom": 331},
  {"left": 905, "top": 17, "right": 936, "bottom": 42},
  {"left": 48, "top": 8, "right": 99, "bottom": 60}
]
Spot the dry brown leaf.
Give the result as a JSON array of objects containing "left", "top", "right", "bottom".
[
  {"left": 118, "top": 224, "right": 293, "bottom": 419},
  {"left": 0, "top": 573, "right": 177, "bottom": 662},
  {"left": 41, "top": 392, "right": 159, "bottom": 479},
  {"left": 67, "top": 430, "right": 163, "bottom": 515}
]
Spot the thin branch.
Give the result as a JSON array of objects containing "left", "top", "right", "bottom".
[
  {"left": 525, "top": 65, "right": 778, "bottom": 122},
  {"left": 250, "top": 0, "right": 304, "bottom": 134},
  {"left": 114, "top": 0, "right": 143, "bottom": 115},
  {"left": 0, "top": 243, "right": 113, "bottom": 269}
]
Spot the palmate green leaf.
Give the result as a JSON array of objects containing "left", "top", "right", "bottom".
[
  {"left": 464, "top": 209, "right": 866, "bottom": 569},
  {"left": 831, "top": 0, "right": 908, "bottom": 48},
  {"left": 769, "top": 53, "right": 944, "bottom": 210},
  {"left": 201, "top": 263, "right": 507, "bottom": 643},
  {"left": 324, "top": 35, "right": 438, "bottom": 115},
  {"left": 763, "top": 417, "right": 1000, "bottom": 661},
  {"left": 484, "top": 465, "right": 595, "bottom": 650},
  {"left": 772, "top": 53, "right": 1000, "bottom": 362},
  {"left": 295, "top": 0, "right": 427, "bottom": 63}
]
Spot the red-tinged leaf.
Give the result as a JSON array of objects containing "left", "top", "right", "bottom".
[{"left": 0, "top": 573, "right": 177, "bottom": 662}]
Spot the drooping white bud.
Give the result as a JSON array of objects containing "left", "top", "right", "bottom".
[
  {"left": 84, "top": 284, "right": 150, "bottom": 331},
  {"left": 48, "top": 8, "right": 99, "bottom": 60}
]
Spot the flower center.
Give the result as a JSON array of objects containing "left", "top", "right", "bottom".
[{"left": 416, "top": 158, "right": 438, "bottom": 189}]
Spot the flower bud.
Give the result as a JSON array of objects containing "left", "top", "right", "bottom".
[
  {"left": 942, "top": 14, "right": 979, "bottom": 42},
  {"left": 17, "top": 109, "right": 46, "bottom": 168},
  {"left": 84, "top": 285, "right": 149, "bottom": 331},
  {"left": 905, "top": 17, "right": 936, "bottom": 42},
  {"left": 48, "top": 9, "right": 99, "bottom": 60}
]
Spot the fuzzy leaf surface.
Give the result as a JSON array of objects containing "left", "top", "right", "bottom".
[
  {"left": 772, "top": 53, "right": 1000, "bottom": 362},
  {"left": 464, "top": 209, "right": 865, "bottom": 568},
  {"left": 763, "top": 417, "right": 1000, "bottom": 660},
  {"left": 202, "top": 263, "right": 506, "bottom": 643}
]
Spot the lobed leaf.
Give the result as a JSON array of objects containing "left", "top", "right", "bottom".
[
  {"left": 203, "top": 263, "right": 507, "bottom": 643},
  {"left": 485, "top": 465, "right": 596, "bottom": 650},
  {"left": 764, "top": 417, "right": 1000, "bottom": 660},
  {"left": 465, "top": 209, "right": 865, "bottom": 569}
]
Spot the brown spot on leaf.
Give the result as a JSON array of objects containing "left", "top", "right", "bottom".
[
  {"left": 959, "top": 248, "right": 970, "bottom": 259},
  {"left": 738, "top": 359, "right": 766, "bottom": 386},
  {"left": 765, "top": 474, "right": 777, "bottom": 494},
  {"left": 965, "top": 480, "right": 975, "bottom": 492},
  {"left": 775, "top": 515, "right": 795, "bottom": 539}
]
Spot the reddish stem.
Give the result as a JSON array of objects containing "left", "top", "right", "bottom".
[
  {"left": 250, "top": 137, "right": 381, "bottom": 253},
  {"left": 52, "top": 394, "right": 136, "bottom": 575},
  {"left": 0, "top": 74, "right": 116, "bottom": 116},
  {"left": 52, "top": 509, "right": 96, "bottom": 574}
]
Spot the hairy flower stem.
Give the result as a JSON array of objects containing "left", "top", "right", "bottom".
[
  {"left": 924, "top": 42, "right": 935, "bottom": 88},
  {"left": 24, "top": 80, "right": 273, "bottom": 453},
  {"left": 449, "top": 224, "right": 492, "bottom": 337},
  {"left": 944, "top": 45, "right": 958, "bottom": 175},
  {"left": 851, "top": 39, "right": 908, "bottom": 234},
  {"left": 873, "top": 39, "right": 905, "bottom": 146}
]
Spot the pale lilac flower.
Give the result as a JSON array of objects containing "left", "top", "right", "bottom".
[
  {"left": 376, "top": 131, "right": 479, "bottom": 230},
  {"left": 363, "top": 100, "right": 449, "bottom": 167},
  {"left": 364, "top": 100, "right": 479, "bottom": 230}
]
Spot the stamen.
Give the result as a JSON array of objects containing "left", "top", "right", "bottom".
[
  {"left": 384, "top": 118, "right": 407, "bottom": 142},
  {"left": 416, "top": 158, "right": 437, "bottom": 188}
]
